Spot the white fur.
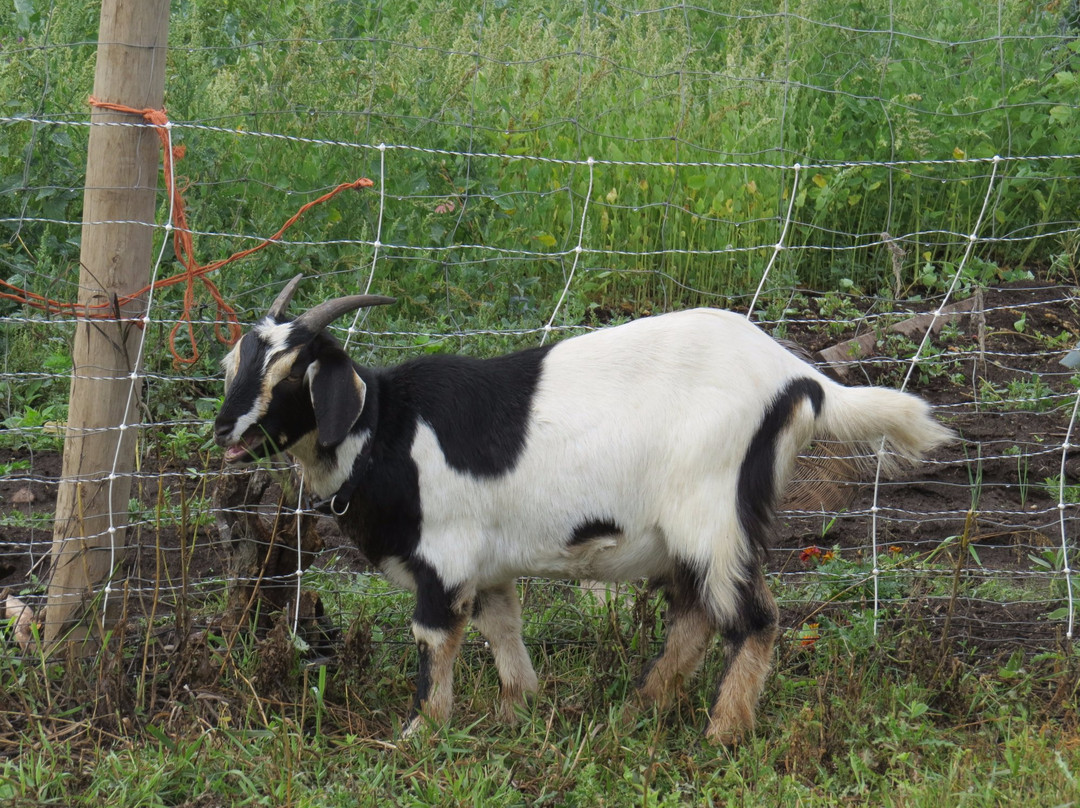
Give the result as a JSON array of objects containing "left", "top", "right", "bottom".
[
  {"left": 254, "top": 319, "right": 294, "bottom": 365},
  {"left": 221, "top": 340, "right": 241, "bottom": 389},
  {"left": 401, "top": 308, "right": 949, "bottom": 623}
]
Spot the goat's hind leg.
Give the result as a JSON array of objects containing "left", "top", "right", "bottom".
[
  {"left": 705, "top": 569, "right": 778, "bottom": 746},
  {"left": 636, "top": 565, "right": 716, "bottom": 711},
  {"left": 472, "top": 581, "right": 538, "bottom": 721}
]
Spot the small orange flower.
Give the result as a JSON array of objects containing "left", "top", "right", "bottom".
[
  {"left": 800, "top": 546, "right": 822, "bottom": 564},
  {"left": 798, "top": 622, "right": 821, "bottom": 647},
  {"left": 889, "top": 545, "right": 903, "bottom": 555}
]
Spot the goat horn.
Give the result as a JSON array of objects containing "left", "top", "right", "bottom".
[
  {"left": 293, "top": 294, "right": 397, "bottom": 334},
  {"left": 267, "top": 274, "right": 305, "bottom": 320}
]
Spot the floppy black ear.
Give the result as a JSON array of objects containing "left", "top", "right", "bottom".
[{"left": 308, "top": 354, "right": 367, "bottom": 447}]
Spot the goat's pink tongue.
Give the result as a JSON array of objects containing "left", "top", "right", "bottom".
[{"left": 224, "top": 444, "right": 248, "bottom": 463}]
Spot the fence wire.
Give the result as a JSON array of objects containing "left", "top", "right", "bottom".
[{"left": 1, "top": 0, "right": 1079, "bottom": 658}]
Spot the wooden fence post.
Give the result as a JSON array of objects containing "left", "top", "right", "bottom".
[{"left": 45, "top": 0, "right": 171, "bottom": 649}]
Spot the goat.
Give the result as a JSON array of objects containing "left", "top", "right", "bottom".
[{"left": 213, "top": 274, "right": 953, "bottom": 744}]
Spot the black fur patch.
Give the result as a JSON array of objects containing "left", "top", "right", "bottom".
[
  {"left": 720, "top": 562, "right": 779, "bottom": 642},
  {"left": 658, "top": 561, "right": 706, "bottom": 615},
  {"left": 412, "top": 640, "right": 432, "bottom": 715},
  {"left": 408, "top": 556, "right": 461, "bottom": 633},
  {"left": 568, "top": 518, "right": 622, "bottom": 546},
  {"left": 214, "top": 334, "right": 266, "bottom": 440},
  {"left": 736, "top": 377, "right": 824, "bottom": 552},
  {"left": 335, "top": 363, "right": 424, "bottom": 567},
  {"left": 387, "top": 346, "right": 552, "bottom": 478}
]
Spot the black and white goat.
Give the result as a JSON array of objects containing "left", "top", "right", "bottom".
[{"left": 213, "top": 275, "right": 953, "bottom": 744}]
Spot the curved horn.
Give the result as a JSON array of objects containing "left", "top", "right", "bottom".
[
  {"left": 267, "top": 274, "right": 305, "bottom": 321},
  {"left": 293, "top": 294, "right": 397, "bottom": 334}
]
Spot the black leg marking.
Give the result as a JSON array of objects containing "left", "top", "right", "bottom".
[
  {"left": 411, "top": 641, "right": 433, "bottom": 718},
  {"left": 406, "top": 560, "right": 472, "bottom": 733},
  {"left": 637, "top": 562, "right": 715, "bottom": 706},
  {"left": 737, "top": 377, "right": 824, "bottom": 550},
  {"left": 409, "top": 556, "right": 461, "bottom": 632}
]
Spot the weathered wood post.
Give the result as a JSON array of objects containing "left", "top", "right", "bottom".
[{"left": 45, "top": 0, "right": 171, "bottom": 649}]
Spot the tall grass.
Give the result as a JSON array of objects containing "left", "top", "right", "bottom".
[{"left": 2, "top": 0, "right": 1078, "bottom": 336}]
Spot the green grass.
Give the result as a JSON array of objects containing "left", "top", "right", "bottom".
[
  {"left": 0, "top": 601, "right": 1078, "bottom": 807},
  {"left": 979, "top": 375, "right": 1076, "bottom": 414}
]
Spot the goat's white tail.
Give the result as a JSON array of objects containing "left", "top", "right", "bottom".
[{"left": 816, "top": 384, "right": 955, "bottom": 475}]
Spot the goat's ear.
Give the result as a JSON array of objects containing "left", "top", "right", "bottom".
[{"left": 307, "top": 355, "right": 366, "bottom": 447}]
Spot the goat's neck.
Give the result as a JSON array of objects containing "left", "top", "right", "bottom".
[{"left": 289, "top": 428, "right": 371, "bottom": 500}]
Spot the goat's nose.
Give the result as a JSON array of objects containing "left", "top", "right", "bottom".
[{"left": 213, "top": 420, "right": 234, "bottom": 446}]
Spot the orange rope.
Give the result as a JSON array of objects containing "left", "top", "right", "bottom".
[{"left": 2, "top": 97, "right": 374, "bottom": 366}]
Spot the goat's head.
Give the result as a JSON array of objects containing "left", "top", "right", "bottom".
[{"left": 214, "top": 274, "right": 395, "bottom": 464}]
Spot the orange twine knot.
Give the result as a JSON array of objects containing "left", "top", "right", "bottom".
[{"left": 0, "top": 97, "right": 375, "bottom": 368}]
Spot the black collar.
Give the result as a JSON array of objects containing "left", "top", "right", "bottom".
[{"left": 309, "top": 447, "right": 371, "bottom": 516}]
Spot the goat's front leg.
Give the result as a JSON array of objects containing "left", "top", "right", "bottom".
[
  {"left": 404, "top": 568, "right": 473, "bottom": 738},
  {"left": 472, "top": 581, "right": 538, "bottom": 721}
]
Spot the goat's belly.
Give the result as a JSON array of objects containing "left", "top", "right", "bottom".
[{"left": 499, "top": 529, "right": 675, "bottom": 584}]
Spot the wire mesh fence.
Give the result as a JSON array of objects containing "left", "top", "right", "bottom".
[{"left": 1, "top": 0, "right": 1079, "bottom": 662}]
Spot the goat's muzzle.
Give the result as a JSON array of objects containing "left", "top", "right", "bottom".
[
  {"left": 214, "top": 419, "right": 255, "bottom": 463},
  {"left": 213, "top": 419, "right": 235, "bottom": 448},
  {"left": 215, "top": 419, "right": 279, "bottom": 464}
]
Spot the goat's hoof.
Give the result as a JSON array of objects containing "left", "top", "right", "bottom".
[
  {"left": 401, "top": 714, "right": 432, "bottom": 741},
  {"left": 497, "top": 693, "right": 535, "bottom": 724},
  {"left": 496, "top": 680, "right": 537, "bottom": 723},
  {"left": 704, "top": 718, "right": 747, "bottom": 748}
]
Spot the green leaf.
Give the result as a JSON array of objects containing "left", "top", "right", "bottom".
[
  {"left": 1049, "top": 106, "right": 1073, "bottom": 125},
  {"left": 491, "top": 194, "right": 516, "bottom": 212},
  {"left": 146, "top": 723, "right": 176, "bottom": 752},
  {"left": 906, "top": 701, "right": 929, "bottom": 719}
]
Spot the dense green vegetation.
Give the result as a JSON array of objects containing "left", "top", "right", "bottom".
[{"left": 3, "top": 0, "right": 1079, "bottom": 345}]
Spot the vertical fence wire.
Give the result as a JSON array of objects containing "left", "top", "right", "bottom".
[
  {"left": 1057, "top": 391, "right": 1079, "bottom": 640},
  {"left": 100, "top": 118, "right": 179, "bottom": 624},
  {"left": 747, "top": 163, "right": 801, "bottom": 321},
  {"left": 542, "top": 157, "right": 595, "bottom": 345},
  {"left": 1, "top": 3, "right": 1079, "bottom": 652},
  {"left": 868, "top": 156, "right": 1003, "bottom": 630}
]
